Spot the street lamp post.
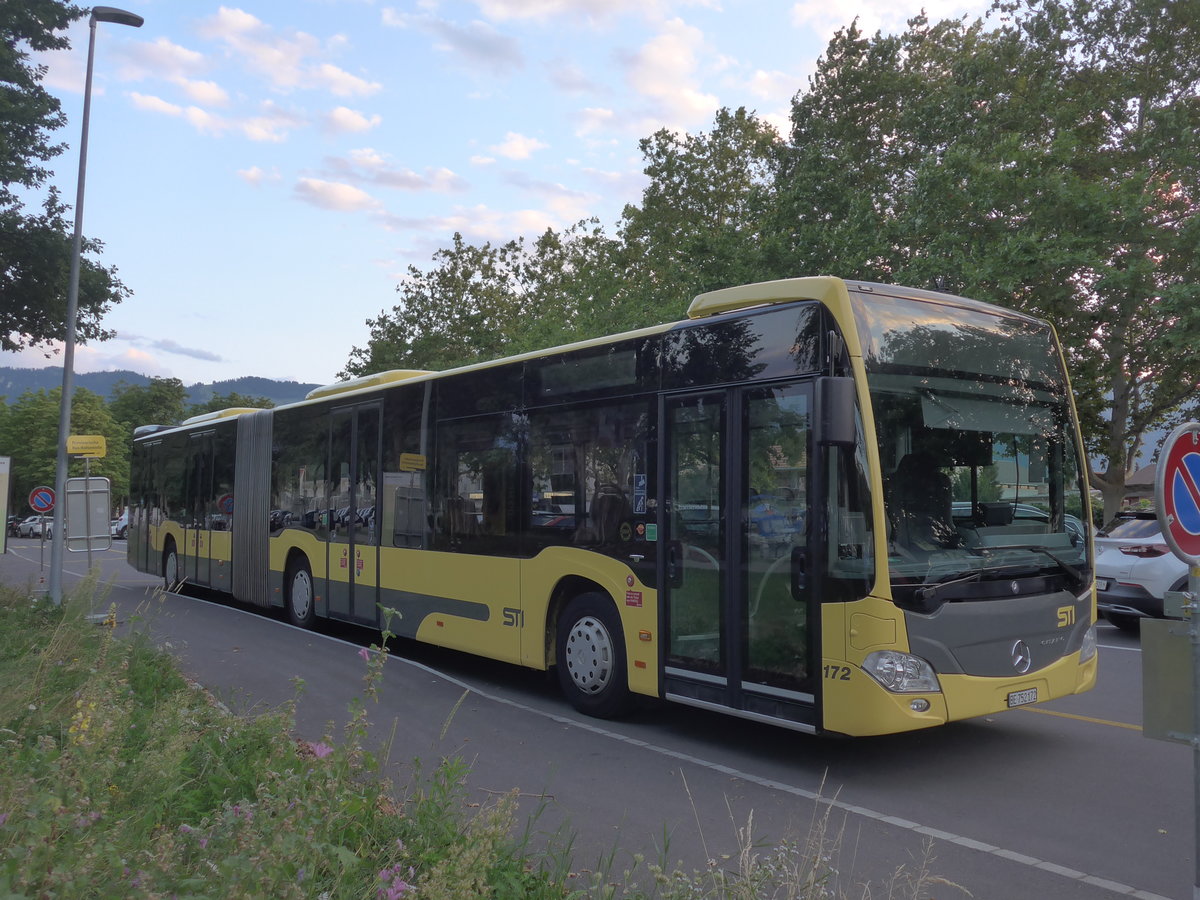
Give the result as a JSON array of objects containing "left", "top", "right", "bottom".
[{"left": 48, "top": 6, "right": 144, "bottom": 605}]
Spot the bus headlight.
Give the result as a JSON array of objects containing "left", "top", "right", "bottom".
[
  {"left": 863, "top": 650, "right": 941, "bottom": 693},
  {"left": 1080, "top": 623, "right": 1097, "bottom": 663}
]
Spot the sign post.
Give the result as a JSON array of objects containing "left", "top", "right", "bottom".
[
  {"left": 1154, "top": 422, "right": 1200, "bottom": 900},
  {"left": 28, "top": 485, "right": 55, "bottom": 581}
]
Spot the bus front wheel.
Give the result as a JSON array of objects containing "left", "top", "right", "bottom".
[
  {"left": 556, "top": 592, "right": 631, "bottom": 719},
  {"left": 286, "top": 557, "right": 315, "bottom": 629},
  {"left": 163, "top": 543, "right": 180, "bottom": 592}
]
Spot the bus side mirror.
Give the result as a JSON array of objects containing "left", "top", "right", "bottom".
[{"left": 817, "top": 376, "right": 856, "bottom": 447}]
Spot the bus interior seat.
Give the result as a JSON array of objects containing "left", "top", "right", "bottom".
[{"left": 589, "top": 483, "right": 631, "bottom": 543}]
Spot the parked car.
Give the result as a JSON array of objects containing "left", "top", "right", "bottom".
[
  {"left": 110, "top": 512, "right": 129, "bottom": 539},
  {"left": 17, "top": 515, "right": 53, "bottom": 539},
  {"left": 1095, "top": 510, "right": 1189, "bottom": 632},
  {"left": 950, "top": 501, "right": 1087, "bottom": 545},
  {"left": 6, "top": 515, "right": 22, "bottom": 537}
]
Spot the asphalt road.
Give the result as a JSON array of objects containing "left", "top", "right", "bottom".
[{"left": 0, "top": 537, "right": 1190, "bottom": 899}]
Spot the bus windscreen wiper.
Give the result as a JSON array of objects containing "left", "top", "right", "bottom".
[{"left": 986, "top": 544, "right": 1085, "bottom": 592}]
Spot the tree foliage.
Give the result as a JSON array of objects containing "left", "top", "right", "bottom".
[
  {"left": 618, "top": 106, "right": 779, "bottom": 322},
  {"left": 0, "top": 387, "right": 128, "bottom": 511},
  {"left": 1, "top": 0, "right": 130, "bottom": 353},
  {"left": 186, "top": 391, "right": 275, "bottom": 418},
  {"left": 108, "top": 377, "right": 188, "bottom": 432},
  {"left": 769, "top": 0, "right": 1200, "bottom": 518},
  {"left": 342, "top": 222, "right": 623, "bottom": 376}
]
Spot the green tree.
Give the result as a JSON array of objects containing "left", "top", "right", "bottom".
[
  {"left": 108, "top": 377, "right": 187, "bottom": 431},
  {"left": 0, "top": 387, "right": 128, "bottom": 512},
  {"left": 618, "top": 106, "right": 780, "bottom": 323},
  {"left": 771, "top": 0, "right": 1200, "bottom": 520},
  {"left": 1, "top": 1, "right": 130, "bottom": 353},
  {"left": 186, "top": 392, "right": 274, "bottom": 418},
  {"left": 343, "top": 221, "right": 624, "bottom": 377}
]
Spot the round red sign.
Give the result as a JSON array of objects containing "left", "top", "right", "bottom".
[{"left": 1156, "top": 421, "right": 1200, "bottom": 564}]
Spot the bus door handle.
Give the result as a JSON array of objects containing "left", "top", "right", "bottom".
[
  {"left": 668, "top": 541, "right": 683, "bottom": 588},
  {"left": 790, "top": 546, "right": 807, "bottom": 600}
]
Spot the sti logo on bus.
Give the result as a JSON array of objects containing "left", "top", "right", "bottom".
[{"left": 1057, "top": 606, "right": 1075, "bottom": 628}]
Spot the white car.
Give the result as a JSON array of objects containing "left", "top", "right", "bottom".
[
  {"left": 17, "top": 515, "right": 52, "bottom": 539},
  {"left": 111, "top": 512, "right": 129, "bottom": 539},
  {"left": 1095, "top": 511, "right": 1189, "bottom": 632}
]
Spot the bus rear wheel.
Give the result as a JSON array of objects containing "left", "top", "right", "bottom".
[
  {"left": 556, "top": 592, "right": 631, "bottom": 719},
  {"left": 286, "top": 556, "right": 315, "bottom": 628}
]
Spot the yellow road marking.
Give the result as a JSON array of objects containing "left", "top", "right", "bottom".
[{"left": 1021, "top": 705, "right": 1141, "bottom": 731}]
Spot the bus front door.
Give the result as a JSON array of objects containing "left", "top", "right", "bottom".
[
  {"left": 325, "top": 404, "right": 381, "bottom": 625},
  {"left": 663, "top": 383, "right": 816, "bottom": 730}
]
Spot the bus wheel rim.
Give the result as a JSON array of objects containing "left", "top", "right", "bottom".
[
  {"left": 165, "top": 552, "right": 178, "bottom": 586},
  {"left": 292, "top": 570, "right": 312, "bottom": 619},
  {"left": 564, "top": 615, "right": 613, "bottom": 695}
]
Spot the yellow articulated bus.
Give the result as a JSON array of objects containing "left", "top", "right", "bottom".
[{"left": 127, "top": 277, "right": 1097, "bottom": 736}]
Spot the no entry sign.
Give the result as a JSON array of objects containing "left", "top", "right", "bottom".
[{"left": 1156, "top": 421, "right": 1200, "bottom": 564}]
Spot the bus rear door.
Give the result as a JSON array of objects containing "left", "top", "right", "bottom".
[{"left": 325, "top": 404, "right": 381, "bottom": 625}]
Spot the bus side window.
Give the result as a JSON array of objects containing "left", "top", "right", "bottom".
[
  {"left": 526, "top": 401, "right": 653, "bottom": 559},
  {"left": 434, "top": 414, "right": 521, "bottom": 555}
]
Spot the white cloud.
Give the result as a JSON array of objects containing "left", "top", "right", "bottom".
[
  {"left": 575, "top": 106, "right": 615, "bottom": 137},
  {"left": 745, "top": 68, "right": 802, "bottom": 103},
  {"left": 325, "top": 106, "right": 382, "bottom": 133},
  {"left": 172, "top": 77, "right": 230, "bottom": 106},
  {"left": 238, "top": 166, "right": 269, "bottom": 185},
  {"left": 471, "top": 0, "right": 647, "bottom": 21},
  {"left": 384, "top": 12, "right": 523, "bottom": 76},
  {"left": 130, "top": 92, "right": 183, "bottom": 116},
  {"left": 184, "top": 106, "right": 230, "bottom": 136},
  {"left": 295, "top": 178, "right": 381, "bottom": 211},
  {"left": 490, "top": 131, "right": 549, "bottom": 159},
  {"left": 324, "top": 148, "right": 468, "bottom": 192},
  {"left": 118, "top": 37, "right": 207, "bottom": 80},
  {"left": 310, "top": 63, "right": 382, "bottom": 97},
  {"left": 622, "top": 18, "right": 719, "bottom": 132},
  {"left": 546, "top": 59, "right": 602, "bottom": 94},
  {"left": 789, "top": 0, "right": 977, "bottom": 45},
  {"left": 470, "top": 155, "right": 496, "bottom": 165},
  {"left": 240, "top": 101, "right": 307, "bottom": 142},
  {"left": 198, "top": 7, "right": 379, "bottom": 97}
]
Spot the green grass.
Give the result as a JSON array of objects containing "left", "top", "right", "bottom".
[{"left": 0, "top": 576, "right": 964, "bottom": 899}]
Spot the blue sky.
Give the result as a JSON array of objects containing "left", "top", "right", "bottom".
[{"left": 11, "top": 0, "right": 985, "bottom": 388}]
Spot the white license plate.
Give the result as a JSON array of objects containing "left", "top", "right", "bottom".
[
  {"left": 1096, "top": 579, "right": 1109, "bottom": 591},
  {"left": 1007, "top": 688, "right": 1038, "bottom": 708}
]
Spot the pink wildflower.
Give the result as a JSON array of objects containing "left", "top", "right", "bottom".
[
  {"left": 308, "top": 741, "right": 335, "bottom": 759},
  {"left": 358, "top": 647, "right": 371, "bottom": 661}
]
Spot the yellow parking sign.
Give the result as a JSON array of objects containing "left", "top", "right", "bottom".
[{"left": 66, "top": 435, "right": 107, "bottom": 458}]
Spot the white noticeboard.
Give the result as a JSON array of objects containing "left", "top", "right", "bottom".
[
  {"left": 0, "top": 456, "right": 10, "bottom": 554},
  {"left": 65, "top": 476, "right": 112, "bottom": 552}
]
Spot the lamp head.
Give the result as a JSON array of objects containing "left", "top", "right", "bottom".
[{"left": 90, "top": 6, "right": 144, "bottom": 27}]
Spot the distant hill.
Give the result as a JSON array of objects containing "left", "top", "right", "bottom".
[{"left": 0, "top": 367, "right": 321, "bottom": 408}]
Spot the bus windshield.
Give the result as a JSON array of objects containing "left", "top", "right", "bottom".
[{"left": 851, "top": 289, "right": 1091, "bottom": 611}]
